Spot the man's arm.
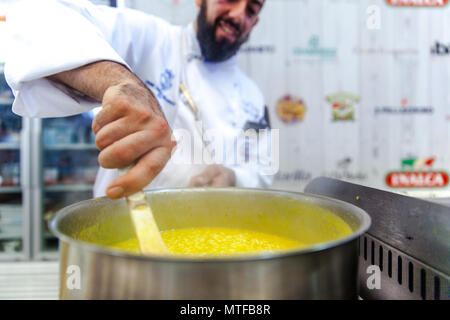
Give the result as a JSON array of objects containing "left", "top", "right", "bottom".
[
  {"left": 49, "top": 61, "right": 175, "bottom": 199},
  {"left": 6, "top": 0, "right": 175, "bottom": 119}
]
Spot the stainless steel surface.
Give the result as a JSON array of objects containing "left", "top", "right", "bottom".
[
  {"left": 359, "top": 234, "right": 449, "bottom": 300},
  {"left": 305, "top": 177, "right": 450, "bottom": 300},
  {"left": 50, "top": 188, "right": 370, "bottom": 300}
]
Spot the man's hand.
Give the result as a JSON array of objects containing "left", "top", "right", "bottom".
[
  {"left": 48, "top": 61, "right": 175, "bottom": 199},
  {"left": 93, "top": 82, "right": 175, "bottom": 199},
  {"left": 189, "top": 164, "right": 236, "bottom": 187}
]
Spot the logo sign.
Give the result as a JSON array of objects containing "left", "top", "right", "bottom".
[
  {"left": 325, "top": 157, "right": 368, "bottom": 181},
  {"left": 401, "top": 157, "right": 435, "bottom": 170},
  {"left": 386, "top": 172, "right": 449, "bottom": 188},
  {"left": 276, "top": 95, "right": 307, "bottom": 124},
  {"left": 0, "top": 16, "right": 5, "bottom": 22},
  {"left": 163, "top": 0, "right": 187, "bottom": 5},
  {"left": 386, "top": 0, "right": 449, "bottom": 6},
  {"left": 326, "top": 92, "right": 359, "bottom": 121},
  {"left": 240, "top": 45, "right": 276, "bottom": 54},
  {"left": 431, "top": 41, "right": 450, "bottom": 56},
  {"left": 353, "top": 47, "right": 418, "bottom": 56},
  {"left": 275, "top": 170, "right": 312, "bottom": 182},
  {"left": 374, "top": 98, "right": 433, "bottom": 115},
  {"left": 386, "top": 157, "right": 449, "bottom": 188},
  {"left": 293, "top": 36, "right": 337, "bottom": 58}
]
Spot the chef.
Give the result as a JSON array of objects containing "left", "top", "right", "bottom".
[{"left": 5, "top": 0, "right": 273, "bottom": 199}]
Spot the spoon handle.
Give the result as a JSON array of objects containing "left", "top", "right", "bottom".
[{"left": 119, "top": 166, "right": 168, "bottom": 255}]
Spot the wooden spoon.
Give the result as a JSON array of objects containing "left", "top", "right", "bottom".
[{"left": 119, "top": 167, "right": 168, "bottom": 255}]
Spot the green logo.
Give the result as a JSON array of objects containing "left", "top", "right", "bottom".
[
  {"left": 326, "top": 92, "right": 360, "bottom": 121},
  {"left": 293, "top": 36, "right": 337, "bottom": 58}
]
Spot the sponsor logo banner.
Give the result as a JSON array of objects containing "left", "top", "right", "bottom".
[
  {"left": 240, "top": 45, "right": 276, "bottom": 54},
  {"left": 353, "top": 47, "right": 418, "bottom": 56},
  {"left": 276, "top": 95, "right": 307, "bottom": 124},
  {"left": 293, "top": 36, "right": 337, "bottom": 58},
  {"left": 374, "top": 99, "right": 433, "bottom": 115},
  {"left": 401, "top": 157, "right": 435, "bottom": 170},
  {"left": 326, "top": 92, "right": 359, "bottom": 121},
  {"left": 386, "top": 157, "right": 449, "bottom": 188},
  {"left": 386, "top": 172, "right": 449, "bottom": 188},
  {"left": 431, "top": 41, "right": 450, "bottom": 56},
  {"left": 274, "top": 170, "right": 312, "bottom": 182},
  {"left": 325, "top": 158, "right": 368, "bottom": 182},
  {"left": 386, "top": 0, "right": 448, "bottom": 7}
]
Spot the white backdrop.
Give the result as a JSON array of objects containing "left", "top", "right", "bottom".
[
  {"left": 237, "top": 0, "right": 450, "bottom": 196},
  {"left": 127, "top": 0, "right": 450, "bottom": 195}
]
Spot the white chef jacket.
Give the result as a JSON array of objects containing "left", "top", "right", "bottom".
[{"left": 5, "top": 0, "right": 274, "bottom": 197}]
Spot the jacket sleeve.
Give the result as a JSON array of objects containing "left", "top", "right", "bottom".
[{"left": 4, "top": 0, "right": 173, "bottom": 118}]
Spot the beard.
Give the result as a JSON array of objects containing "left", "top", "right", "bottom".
[{"left": 196, "top": 1, "right": 249, "bottom": 62}]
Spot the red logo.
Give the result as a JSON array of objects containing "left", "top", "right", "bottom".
[
  {"left": 401, "top": 98, "right": 408, "bottom": 107},
  {"left": 386, "top": 0, "right": 448, "bottom": 6},
  {"left": 386, "top": 172, "right": 449, "bottom": 188},
  {"left": 0, "top": 16, "right": 5, "bottom": 22}
]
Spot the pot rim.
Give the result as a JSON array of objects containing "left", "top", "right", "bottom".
[{"left": 49, "top": 187, "right": 371, "bottom": 263}]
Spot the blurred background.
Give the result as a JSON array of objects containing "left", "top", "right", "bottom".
[{"left": 0, "top": 0, "right": 449, "bottom": 261}]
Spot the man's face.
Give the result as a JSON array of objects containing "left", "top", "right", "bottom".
[{"left": 196, "top": 0, "right": 264, "bottom": 62}]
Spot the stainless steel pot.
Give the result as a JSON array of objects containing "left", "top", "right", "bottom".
[{"left": 50, "top": 188, "right": 371, "bottom": 300}]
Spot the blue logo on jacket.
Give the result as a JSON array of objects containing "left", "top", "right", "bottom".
[{"left": 145, "top": 69, "right": 176, "bottom": 106}]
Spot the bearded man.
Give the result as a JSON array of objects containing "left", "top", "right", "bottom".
[{"left": 5, "top": 0, "right": 272, "bottom": 199}]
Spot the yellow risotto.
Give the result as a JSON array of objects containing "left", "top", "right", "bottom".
[{"left": 111, "top": 227, "right": 305, "bottom": 256}]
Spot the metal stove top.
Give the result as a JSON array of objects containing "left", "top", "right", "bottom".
[{"left": 305, "top": 177, "right": 450, "bottom": 300}]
